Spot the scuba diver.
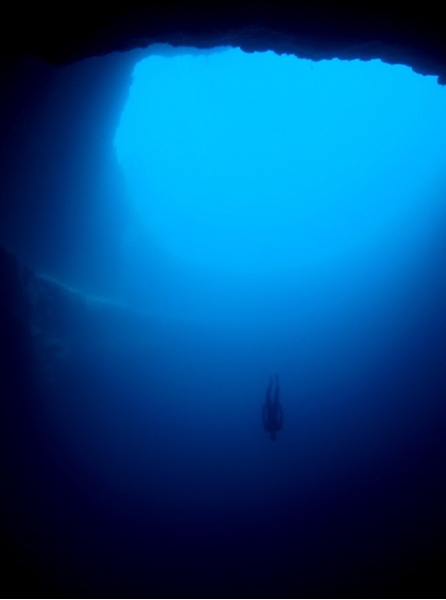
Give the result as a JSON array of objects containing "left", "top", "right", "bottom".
[{"left": 262, "top": 374, "right": 283, "bottom": 441}]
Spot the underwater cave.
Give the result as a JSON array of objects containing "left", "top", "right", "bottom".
[{"left": 2, "top": 5, "right": 446, "bottom": 597}]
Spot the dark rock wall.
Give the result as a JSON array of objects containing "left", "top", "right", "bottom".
[
  {"left": 2, "top": 3, "right": 446, "bottom": 80},
  {"left": 0, "top": 245, "right": 34, "bottom": 405},
  {"left": 0, "top": 51, "right": 144, "bottom": 295},
  {"left": 0, "top": 244, "right": 161, "bottom": 597}
]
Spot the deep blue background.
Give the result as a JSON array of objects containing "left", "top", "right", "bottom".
[{"left": 2, "top": 48, "right": 446, "bottom": 597}]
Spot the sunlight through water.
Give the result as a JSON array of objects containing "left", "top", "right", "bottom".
[{"left": 115, "top": 47, "right": 446, "bottom": 278}]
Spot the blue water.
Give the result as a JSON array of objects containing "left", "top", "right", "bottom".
[
  {"left": 112, "top": 48, "right": 446, "bottom": 594},
  {"left": 12, "top": 47, "right": 446, "bottom": 596},
  {"left": 112, "top": 47, "right": 446, "bottom": 468}
]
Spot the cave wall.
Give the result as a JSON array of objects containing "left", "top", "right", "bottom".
[
  {"left": 1, "top": 6, "right": 446, "bottom": 596},
  {"left": 0, "top": 51, "right": 150, "bottom": 294},
  {"left": 2, "top": 2, "right": 446, "bottom": 81}
]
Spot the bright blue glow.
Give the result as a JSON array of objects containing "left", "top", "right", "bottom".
[
  {"left": 23, "top": 50, "right": 446, "bottom": 586},
  {"left": 115, "top": 47, "right": 446, "bottom": 277}
]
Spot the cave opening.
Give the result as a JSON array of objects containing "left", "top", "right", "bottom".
[
  {"left": 114, "top": 45, "right": 446, "bottom": 323},
  {"left": 3, "top": 33, "right": 446, "bottom": 599}
]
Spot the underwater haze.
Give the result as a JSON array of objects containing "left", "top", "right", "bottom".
[
  {"left": 112, "top": 48, "right": 446, "bottom": 594},
  {"left": 6, "top": 47, "right": 446, "bottom": 597}
]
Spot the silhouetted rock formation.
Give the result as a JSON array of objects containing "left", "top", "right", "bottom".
[
  {"left": 2, "top": 3, "right": 446, "bottom": 82},
  {"left": 0, "top": 245, "right": 34, "bottom": 402}
]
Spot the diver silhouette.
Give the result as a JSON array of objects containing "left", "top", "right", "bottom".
[{"left": 263, "top": 374, "right": 283, "bottom": 441}]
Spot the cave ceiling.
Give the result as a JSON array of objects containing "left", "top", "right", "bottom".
[{"left": 1, "top": 2, "right": 446, "bottom": 82}]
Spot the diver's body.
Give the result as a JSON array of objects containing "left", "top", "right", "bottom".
[{"left": 263, "top": 374, "right": 283, "bottom": 440}]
